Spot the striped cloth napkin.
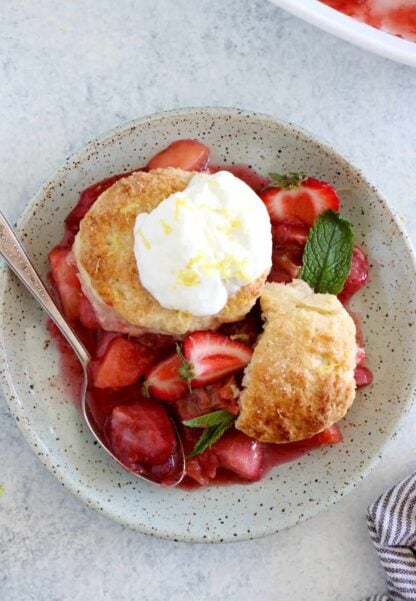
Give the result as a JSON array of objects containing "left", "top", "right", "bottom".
[{"left": 365, "top": 472, "right": 416, "bottom": 601}]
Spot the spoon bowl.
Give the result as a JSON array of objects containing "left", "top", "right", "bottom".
[{"left": 0, "top": 210, "right": 185, "bottom": 487}]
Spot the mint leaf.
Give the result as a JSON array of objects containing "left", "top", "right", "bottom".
[
  {"left": 300, "top": 210, "right": 354, "bottom": 294},
  {"left": 183, "top": 409, "right": 234, "bottom": 428},
  {"left": 183, "top": 410, "right": 236, "bottom": 457}
]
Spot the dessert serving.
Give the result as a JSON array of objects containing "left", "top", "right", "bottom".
[{"left": 47, "top": 138, "right": 372, "bottom": 488}]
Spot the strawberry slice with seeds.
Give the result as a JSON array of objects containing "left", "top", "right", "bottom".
[
  {"left": 109, "top": 399, "right": 176, "bottom": 467},
  {"left": 261, "top": 173, "right": 339, "bottom": 227},
  {"left": 92, "top": 337, "right": 157, "bottom": 389},
  {"left": 144, "top": 352, "right": 189, "bottom": 402},
  {"left": 147, "top": 139, "right": 210, "bottom": 171},
  {"left": 182, "top": 331, "right": 252, "bottom": 388},
  {"left": 145, "top": 332, "right": 251, "bottom": 402}
]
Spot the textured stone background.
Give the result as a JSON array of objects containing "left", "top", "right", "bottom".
[{"left": 1, "top": 1, "right": 415, "bottom": 600}]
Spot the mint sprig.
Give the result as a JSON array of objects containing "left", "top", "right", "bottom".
[
  {"left": 300, "top": 210, "right": 354, "bottom": 294},
  {"left": 183, "top": 410, "right": 236, "bottom": 457}
]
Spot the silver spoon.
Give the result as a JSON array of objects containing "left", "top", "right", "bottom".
[{"left": 0, "top": 210, "right": 185, "bottom": 487}]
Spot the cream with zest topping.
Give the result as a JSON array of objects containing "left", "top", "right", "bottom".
[{"left": 133, "top": 171, "right": 272, "bottom": 316}]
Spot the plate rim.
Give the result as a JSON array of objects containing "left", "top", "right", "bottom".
[{"left": 1, "top": 106, "right": 416, "bottom": 543}]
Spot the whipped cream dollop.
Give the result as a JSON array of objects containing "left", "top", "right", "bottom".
[{"left": 133, "top": 171, "right": 272, "bottom": 316}]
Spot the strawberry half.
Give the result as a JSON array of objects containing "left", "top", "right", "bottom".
[
  {"left": 147, "top": 139, "right": 210, "bottom": 171},
  {"left": 182, "top": 331, "right": 252, "bottom": 388},
  {"left": 260, "top": 173, "right": 339, "bottom": 227},
  {"left": 144, "top": 352, "right": 188, "bottom": 402}
]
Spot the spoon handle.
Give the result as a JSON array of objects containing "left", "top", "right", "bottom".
[{"left": 0, "top": 211, "right": 90, "bottom": 366}]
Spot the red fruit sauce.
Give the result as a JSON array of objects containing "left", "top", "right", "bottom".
[
  {"left": 320, "top": 0, "right": 416, "bottom": 42},
  {"left": 47, "top": 141, "right": 372, "bottom": 488}
]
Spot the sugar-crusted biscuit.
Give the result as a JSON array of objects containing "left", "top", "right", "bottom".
[
  {"left": 73, "top": 168, "right": 267, "bottom": 337},
  {"left": 236, "top": 280, "right": 357, "bottom": 443}
]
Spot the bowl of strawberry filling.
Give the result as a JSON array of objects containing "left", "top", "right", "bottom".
[{"left": 1, "top": 108, "right": 415, "bottom": 542}]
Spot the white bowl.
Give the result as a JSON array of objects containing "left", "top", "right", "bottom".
[
  {"left": 1, "top": 107, "right": 416, "bottom": 542},
  {"left": 270, "top": 0, "right": 416, "bottom": 67}
]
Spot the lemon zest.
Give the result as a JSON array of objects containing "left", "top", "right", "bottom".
[
  {"left": 177, "top": 268, "right": 200, "bottom": 287},
  {"left": 174, "top": 197, "right": 190, "bottom": 221},
  {"left": 160, "top": 219, "right": 172, "bottom": 235},
  {"left": 217, "top": 217, "right": 242, "bottom": 234},
  {"left": 137, "top": 229, "right": 151, "bottom": 250}
]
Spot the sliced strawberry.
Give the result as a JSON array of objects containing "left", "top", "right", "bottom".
[
  {"left": 49, "top": 247, "right": 82, "bottom": 320},
  {"left": 92, "top": 337, "right": 157, "bottom": 389},
  {"left": 147, "top": 139, "right": 210, "bottom": 171},
  {"left": 261, "top": 174, "right": 339, "bottom": 227},
  {"left": 109, "top": 399, "right": 176, "bottom": 466},
  {"left": 338, "top": 245, "right": 369, "bottom": 305},
  {"left": 182, "top": 331, "right": 252, "bottom": 388},
  {"left": 145, "top": 353, "right": 188, "bottom": 402},
  {"left": 213, "top": 430, "right": 263, "bottom": 481}
]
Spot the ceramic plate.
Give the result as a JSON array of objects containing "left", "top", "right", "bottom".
[
  {"left": 270, "top": 0, "right": 416, "bottom": 67},
  {"left": 1, "top": 108, "right": 416, "bottom": 543}
]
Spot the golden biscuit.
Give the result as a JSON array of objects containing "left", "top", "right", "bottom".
[
  {"left": 73, "top": 168, "right": 267, "bottom": 337},
  {"left": 236, "top": 280, "right": 357, "bottom": 443}
]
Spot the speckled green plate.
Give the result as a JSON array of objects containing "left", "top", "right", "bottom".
[{"left": 1, "top": 108, "right": 415, "bottom": 543}]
